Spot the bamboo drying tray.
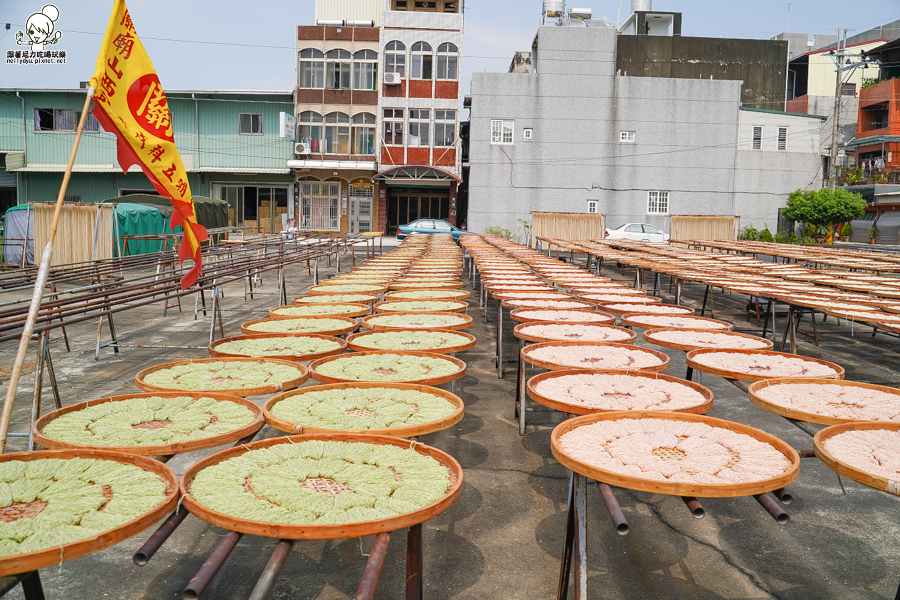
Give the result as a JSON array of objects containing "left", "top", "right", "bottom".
[
  {"left": 263, "top": 382, "right": 464, "bottom": 437},
  {"left": 388, "top": 282, "right": 464, "bottom": 290},
  {"left": 527, "top": 370, "right": 713, "bottom": 416},
  {"left": 346, "top": 330, "right": 476, "bottom": 354},
  {"left": 492, "top": 291, "right": 574, "bottom": 301},
  {"left": 180, "top": 433, "right": 463, "bottom": 540},
  {"left": 361, "top": 312, "right": 473, "bottom": 332},
  {"left": 685, "top": 349, "right": 845, "bottom": 382},
  {"left": 509, "top": 308, "right": 615, "bottom": 325},
  {"left": 209, "top": 334, "right": 348, "bottom": 362},
  {"left": 621, "top": 314, "right": 734, "bottom": 331},
  {"left": 551, "top": 411, "right": 800, "bottom": 498},
  {"left": 308, "top": 351, "right": 467, "bottom": 385},
  {"left": 513, "top": 322, "right": 636, "bottom": 344},
  {"left": 373, "top": 300, "right": 468, "bottom": 314},
  {"left": 501, "top": 299, "right": 596, "bottom": 310},
  {"left": 292, "top": 294, "right": 379, "bottom": 305},
  {"left": 383, "top": 290, "right": 470, "bottom": 301},
  {"left": 813, "top": 422, "right": 900, "bottom": 495},
  {"left": 33, "top": 392, "right": 263, "bottom": 456},
  {"left": 240, "top": 316, "right": 359, "bottom": 337},
  {"left": 748, "top": 378, "right": 900, "bottom": 425},
  {"left": 0, "top": 449, "right": 178, "bottom": 576},
  {"left": 135, "top": 358, "right": 308, "bottom": 397},
  {"left": 643, "top": 328, "right": 773, "bottom": 352},
  {"left": 305, "top": 284, "right": 388, "bottom": 296},
  {"left": 521, "top": 341, "right": 670, "bottom": 373},
  {"left": 268, "top": 304, "right": 370, "bottom": 320}
]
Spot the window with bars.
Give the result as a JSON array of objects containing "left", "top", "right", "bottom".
[
  {"left": 434, "top": 110, "right": 455, "bottom": 147},
  {"left": 300, "top": 182, "right": 340, "bottom": 230},
  {"left": 777, "top": 127, "right": 788, "bottom": 152},
  {"left": 647, "top": 191, "right": 669, "bottom": 214},
  {"left": 752, "top": 126, "right": 762, "bottom": 150},
  {"left": 383, "top": 108, "right": 404, "bottom": 146},
  {"left": 490, "top": 119, "right": 514, "bottom": 145}
]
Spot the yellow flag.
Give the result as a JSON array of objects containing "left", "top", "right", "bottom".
[{"left": 90, "top": 0, "right": 206, "bottom": 289}]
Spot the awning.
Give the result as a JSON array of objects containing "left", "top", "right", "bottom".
[
  {"left": 371, "top": 165, "right": 461, "bottom": 184},
  {"left": 286, "top": 159, "right": 377, "bottom": 171}
]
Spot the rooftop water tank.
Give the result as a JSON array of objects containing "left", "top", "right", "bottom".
[
  {"left": 632, "top": 0, "right": 651, "bottom": 12},
  {"left": 544, "top": 0, "right": 564, "bottom": 18}
]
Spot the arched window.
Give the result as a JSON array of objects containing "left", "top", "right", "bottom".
[
  {"left": 411, "top": 42, "right": 433, "bottom": 80},
  {"left": 352, "top": 113, "right": 376, "bottom": 155},
  {"left": 298, "top": 49, "right": 325, "bottom": 89},
  {"left": 385, "top": 41, "right": 406, "bottom": 77},
  {"left": 353, "top": 50, "right": 378, "bottom": 91},
  {"left": 436, "top": 43, "right": 458, "bottom": 80},
  {"left": 298, "top": 111, "right": 324, "bottom": 153},
  {"left": 326, "top": 49, "right": 352, "bottom": 90},
  {"left": 324, "top": 112, "right": 351, "bottom": 154}
]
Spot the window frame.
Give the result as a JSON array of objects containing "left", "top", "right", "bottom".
[
  {"left": 436, "top": 42, "right": 458, "bottom": 80},
  {"left": 384, "top": 41, "right": 407, "bottom": 78},
  {"left": 410, "top": 42, "right": 433, "bottom": 80},
  {"left": 325, "top": 49, "right": 352, "bottom": 90},
  {"left": 298, "top": 111, "right": 324, "bottom": 153},
  {"left": 434, "top": 110, "right": 456, "bottom": 147},
  {"left": 300, "top": 181, "right": 340, "bottom": 231},
  {"left": 351, "top": 112, "right": 376, "bottom": 156},
  {"left": 751, "top": 126, "right": 763, "bottom": 151},
  {"left": 298, "top": 48, "right": 325, "bottom": 89},
  {"left": 777, "top": 127, "right": 788, "bottom": 152},
  {"left": 383, "top": 108, "right": 404, "bottom": 146},
  {"left": 619, "top": 131, "right": 635, "bottom": 143},
  {"left": 490, "top": 119, "right": 514, "bottom": 145},
  {"left": 587, "top": 200, "right": 598, "bottom": 214},
  {"left": 647, "top": 191, "right": 669, "bottom": 215},
  {"left": 239, "top": 113, "right": 264, "bottom": 136},
  {"left": 324, "top": 112, "right": 351, "bottom": 154},
  {"left": 352, "top": 50, "right": 378, "bottom": 91},
  {"left": 408, "top": 109, "right": 431, "bottom": 147}
]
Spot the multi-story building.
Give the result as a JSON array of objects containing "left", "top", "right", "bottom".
[{"left": 289, "top": 0, "right": 464, "bottom": 235}]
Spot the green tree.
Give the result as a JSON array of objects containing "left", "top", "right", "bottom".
[{"left": 781, "top": 188, "right": 867, "bottom": 243}]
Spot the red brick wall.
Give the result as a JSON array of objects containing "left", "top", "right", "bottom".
[
  {"left": 297, "top": 26, "right": 379, "bottom": 42},
  {"left": 435, "top": 81, "right": 459, "bottom": 100},
  {"left": 407, "top": 148, "right": 430, "bottom": 165},
  {"left": 785, "top": 95, "right": 808, "bottom": 115},
  {"left": 383, "top": 81, "right": 407, "bottom": 97},
  {"left": 409, "top": 80, "right": 433, "bottom": 98},
  {"left": 433, "top": 148, "right": 456, "bottom": 167},
  {"left": 382, "top": 147, "right": 404, "bottom": 165}
]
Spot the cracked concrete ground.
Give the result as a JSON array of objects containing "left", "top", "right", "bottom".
[{"left": 0, "top": 247, "right": 899, "bottom": 599}]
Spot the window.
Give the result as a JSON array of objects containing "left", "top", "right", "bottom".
[
  {"left": 239, "top": 113, "right": 263, "bottom": 135},
  {"left": 434, "top": 110, "right": 455, "bottom": 147},
  {"left": 587, "top": 200, "right": 598, "bottom": 214},
  {"left": 353, "top": 50, "right": 378, "bottom": 90},
  {"left": 384, "top": 108, "right": 404, "bottom": 146},
  {"left": 436, "top": 43, "right": 458, "bottom": 80},
  {"left": 409, "top": 109, "right": 430, "bottom": 147},
  {"left": 300, "top": 182, "right": 340, "bottom": 230},
  {"left": 752, "top": 126, "right": 762, "bottom": 151},
  {"left": 326, "top": 49, "right": 352, "bottom": 90},
  {"left": 324, "top": 112, "right": 350, "bottom": 154},
  {"left": 620, "top": 131, "right": 635, "bottom": 143},
  {"left": 34, "top": 108, "right": 74, "bottom": 132},
  {"left": 411, "top": 42, "right": 433, "bottom": 80},
  {"left": 490, "top": 119, "right": 514, "bottom": 145},
  {"left": 625, "top": 224, "right": 643, "bottom": 233},
  {"left": 523, "top": 128, "right": 533, "bottom": 141},
  {"left": 78, "top": 112, "right": 100, "bottom": 132},
  {"left": 298, "top": 111, "right": 324, "bottom": 153},
  {"left": 777, "top": 127, "right": 788, "bottom": 152},
  {"left": 299, "top": 48, "right": 325, "bottom": 88},
  {"left": 841, "top": 83, "right": 856, "bottom": 97},
  {"left": 418, "top": 220, "right": 435, "bottom": 230},
  {"left": 647, "top": 191, "right": 669, "bottom": 214},
  {"left": 643, "top": 224, "right": 662, "bottom": 234},
  {"left": 385, "top": 41, "right": 406, "bottom": 77},
  {"left": 351, "top": 113, "right": 376, "bottom": 155},
  {"left": 434, "top": 221, "right": 452, "bottom": 231}
]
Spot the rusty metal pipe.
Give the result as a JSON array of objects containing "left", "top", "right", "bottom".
[
  {"left": 355, "top": 533, "right": 391, "bottom": 600},
  {"left": 799, "top": 449, "right": 817, "bottom": 458},
  {"left": 181, "top": 530, "right": 242, "bottom": 600},
  {"left": 133, "top": 506, "right": 190, "bottom": 566},
  {"left": 406, "top": 523, "right": 423, "bottom": 600},
  {"left": 773, "top": 488, "right": 793, "bottom": 505},
  {"left": 754, "top": 493, "right": 789, "bottom": 524},
  {"left": 247, "top": 540, "right": 294, "bottom": 600},
  {"left": 680, "top": 496, "right": 706, "bottom": 519},
  {"left": 596, "top": 482, "right": 629, "bottom": 535}
]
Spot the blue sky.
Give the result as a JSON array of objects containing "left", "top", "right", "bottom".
[{"left": 3, "top": 0, "right": 899, "bottom": 94}]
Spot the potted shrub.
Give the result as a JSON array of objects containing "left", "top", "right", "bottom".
[
  {"left": 869, "top": 225, "right": 878, "bottom": 244},
  {"left": 841, "top": 223, "right": 851, "bottom": 242}
]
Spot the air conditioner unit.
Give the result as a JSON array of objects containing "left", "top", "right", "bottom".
[
  {"left": 294, "top": 142, "right": 311, "bottom": 155},
  {"left": 384, "top": 73, "right": 402, "bottom": 85}
]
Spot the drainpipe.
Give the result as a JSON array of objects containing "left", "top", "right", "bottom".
[
  {"left": 16, "top": 93, "right": 27, "bottom": 204},
  {"left": 192, "top": 93, "right": 200, "bottom": 174}
]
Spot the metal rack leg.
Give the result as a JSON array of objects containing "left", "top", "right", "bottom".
[
  {"left": 355, "top": 533, "right": 390, "bottom": 600},
  {"left": 248, "top": 540, "right": 295, "bottom": 600},
  {"left": 406, "top": 524, "right": 423, "bottom": 600},
  {"left": 21, "top": 572, "right": 44, "bottom": 600},
  {"left": 557, "top": 472, "right": 575, "bottom": 600},
  {"left": 517, "top": 339, "right": 526, "bottom": 436},
  {"left": 182, "top": 531, "right": 242, "bottom": 600},
  {"left": 573, "top": 473, "right": 588, "bottom": 599}
]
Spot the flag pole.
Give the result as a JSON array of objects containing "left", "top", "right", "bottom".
[{"left": 0, "top": 87, "right": 95, "bottom": 453}]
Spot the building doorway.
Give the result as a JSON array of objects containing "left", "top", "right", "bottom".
[
  {"left": 213, "top": 185, "right": 289, "bottom": 233},
  {"left": 386, "top": 187, "right": 450, "bottom": 234},
  {"left": 349, "top": 183, "right": 374, "bottom": 234}
]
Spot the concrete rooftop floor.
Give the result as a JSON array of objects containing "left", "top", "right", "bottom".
[{"left": 0, "top": 247, "right": 899, "bottom": 599}]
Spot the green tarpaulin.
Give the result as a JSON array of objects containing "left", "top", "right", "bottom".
[{"left": 105, "top": 195, "right": 229, "bottom": 231}]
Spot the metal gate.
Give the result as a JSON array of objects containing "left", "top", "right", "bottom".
[{"left": 349, "top": 183, "right": 373, "bottom": 234}]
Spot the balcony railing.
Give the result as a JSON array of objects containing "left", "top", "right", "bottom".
[{"left": 837, "top": 167, "right": 900, "bottom": 186}]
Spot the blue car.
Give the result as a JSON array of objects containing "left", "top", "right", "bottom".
[{"left": 397, "top": 219, "right": 472, "bottom": 243}]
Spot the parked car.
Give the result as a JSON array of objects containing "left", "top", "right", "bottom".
[
  {"left": 397, "top": 219, "right": 473, "bottom": 242},
  {"left": 605, "top": 223, "right": 670, "bottom": 243}
]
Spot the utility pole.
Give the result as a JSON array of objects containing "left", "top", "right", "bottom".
[{"left": 830, "top": 29, "right": 848, "bottom": 190}]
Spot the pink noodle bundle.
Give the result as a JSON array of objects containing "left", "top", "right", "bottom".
[
  {"left": 536, "top": 373, "right": 706, "bottom": 410},
  {"left": 823, "top": 429, "right": 900, "bottom": 480},
  {"left": 526, "top": 345, "right": 664, "bottom": 370},
  {"left": 508, "top": 300, "right": 592, "bottom": 309},
  {"left": 756, "top": 383, "right": 900, "bottom": 421},
  {"left": 609, "top": 304, "right": 692, "bottom": 315},
  {"left": 691, "top": 352, "right": 839, "bottom": 378},
  {"left": 497, "top": 292, "right": 571, "bottom": 299},
  {"left": 627, "top": 315, "right": 730, "bottom": 330},
  {"left": 516, "top": 310, "right": 611, "bottom": 323},
  {"left": 650, "top": 330, "right": 769, "bottom": 349},
  {"left": 583, "top": 295, "right": 659, "bottom": 304},
  {"left": 578, "top": 286, "right": 643, "bottom": 293},
  {"left": 559, "top": 418, "right": 791, "bottom": 483},
  {"left": 519, "top": 324, "right": 632, "bottom": 342}
]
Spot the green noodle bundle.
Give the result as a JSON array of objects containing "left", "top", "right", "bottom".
[
  {"left": 189, "top": 440, "right": 451, "bottom": 525},
  {"left": 41, "top": 396, "right": 256, "bottom": 447},
  {"left": 295, "top": 294, "right": 378, "bottom": 304},
  {"left": 377, "top": 301, "right": 464, "bottom": 312},
  {"left": 314, "top": 354, "right": 460, "bottom": 382},
  {"left": 0, "top": 458, "right": 167, "bottom": 558},
  {"left": 309, "top": 284, "right": 384, "bottom": 293},
  {"left": 387, "top": 290, "right": 467, "bottom": 300},
  {"left": 270, "top": 387, "right": 456, "bottom": 430},
  {"left": 246, "top": 318, "right": 352, "bottom": 334},
  {"left": 367, "top": 314, "right": 467, "bottom": 329},
  {"left": 216, "top": 337, "right": 341, "bottom": 357},
  {"left": 142, "top": 361, "right": 303, "bottom": 391},
  {"left": 271, "top": 305, "right": 364, "bottom": 317},
  {"left": 352, "top": 331, "right": 470, "bottom": 351}
]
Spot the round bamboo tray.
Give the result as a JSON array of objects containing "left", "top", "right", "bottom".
[
  {"left": 33, "top": 392, "right": 263, "bottom": 456},
  {"left": 748, "top": 378, "right": 900, "bottom": 425},
  {"left": 685, "top": 348, "right": 845, "bottom": 382},
  {"left": 527, "top": 370, "right": 713, "bottom": 416},
  {"left": 0, "top": 449, "right": 178, "bottom": 576},
  {"left": 263, "top": 382, "right": 464, "bottom": 436},
  {"left": 209, "top": 334, "right": 348, "bottom": 362},
  {"left": 621, "top": 314, "right": 734, "bottom": 331},
  {"left": 383, "top": 290, "right": 470, "bottom": 301},
  {"left": 268, "top": 304, "right": 370, "bottom": 320},
  {"left": 180, "top": 433, "right": 463, "bottom": 540},
  {"left": 308, "top": 351, "right": 467, "bottom": 385},
  {"left": 305, "top": 284, "right": 388, "bottom": 296},
  {"left": 492, "top": 291, "right": 574, "bottom": 301},
  {"left": 880, "top": 305, "right": 900, "bottom": 314},
  {"left": 513, "top": 322, "right": 636, "bottom": 344},
  {"left": 601, "top": 303, "right": 695, "bottom": 316},
  {"left": 388, "top": 282, "right": 464, "bottom": 290},
  {"left": 813, "top": 422, "right": 900, "bottom": 495},
  {"left": 643, "top": 328, "right": 773, "bottom": 352},
  {"left": 240, "top": 316, "right": 359, "bottom": 337},
  {"left": 373, "top": 300, "right": 468, "bottom": 314},
  {"left": 135, "top": 357, "right": 308, "bottom": 397},
  {"left": 551, "top": 411, "right": 800, "bottom": 498},
  {"left": 501, "top": 299, "right": 596, "bottom": 310},
  {"left": 293, "top": 294, "right": 379, "bottom": 305},
  {"left": 579, "top": 294, "right": 660, "bottom": 304},
  {"left": 521, "top": 342, "right": 670, "bottom": 373},
  {"left": 509, "top": 308, "right": 615, "bottom": 325},
  {"left": 361, "top": 312, "right": 473, "bottom": 332},
  {"left": 346, "top": 330, "right": 476, "bottom": 354}
]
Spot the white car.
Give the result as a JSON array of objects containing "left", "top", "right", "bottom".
[{"left": 605, "top": 223, "right": 670, "bottom": 243}]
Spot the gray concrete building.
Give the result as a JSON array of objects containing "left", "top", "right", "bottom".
[{"left": 466, "top": 19, "right": 825, "bottom": 236}]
